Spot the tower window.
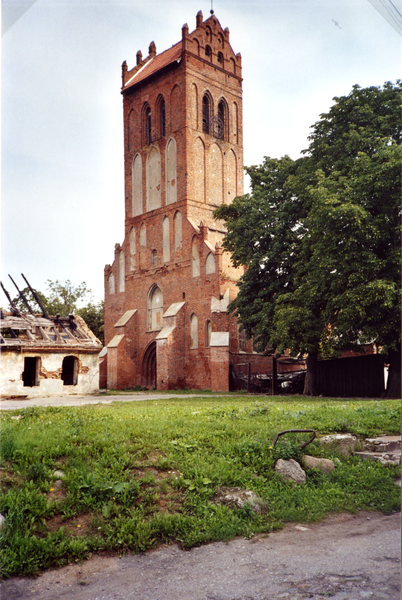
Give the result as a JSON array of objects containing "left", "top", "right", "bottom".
[
  {"left": 145, "top": 105, "right": 152, "bottom": 145},
  {"left": 205, "top": 45, "right": 212, "bottom": 59},
  {"left": 152, "top": 250, "right": 157, "bottom": 266},
  {"left": 202, "top": 95, "right": 210, "bottom": 134},
  {"left": 217, "top": 52, "right": 223, "bottom": 64},
  {"left": 160, "top": 98, "right": 166, "bottom": 137}
]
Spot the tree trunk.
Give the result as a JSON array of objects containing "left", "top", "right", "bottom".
[
  {"left": 303, "top": 351, "right": 318, "bottom": 396},
  {"left": 385, "top": 348, "right": 401, "bottom": 399}
]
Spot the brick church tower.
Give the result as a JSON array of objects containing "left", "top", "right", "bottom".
[{"left": 102, "top": 10, "right": 269, "bottom": 391}]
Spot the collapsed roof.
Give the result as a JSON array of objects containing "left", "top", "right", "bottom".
[{"left": 0, "top": 313, "right": 101, "bottom": 351}]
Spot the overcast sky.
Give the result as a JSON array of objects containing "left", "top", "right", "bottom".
[{"left": 1, "top": 0, "right": 401, "bottom": 304}]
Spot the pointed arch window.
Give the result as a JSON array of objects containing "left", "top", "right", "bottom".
[
  {"left": 159, "top": 97, "right": 166, "bottom": 138},
  {"left": 143, "top": 104, "right": 152, "bottom": 145},
  {"left": 202, "top": 95, "right": 210, "bottom": 134},
  {"left": 147, "top": 284, "right": 163, "bottom": 331},
  {"left": 190, "top": 314, "right": 198, "bottom": 349},
  {"left": 206, "top": 320, "right": 212, "bottom": 348},
  {"left": 118, "top": 249, "right": 125, "bottom": 293},
  {"left": 217, "top": 99, "right": 228, "bottom": 141}
]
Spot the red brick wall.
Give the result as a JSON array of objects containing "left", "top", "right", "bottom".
[{"left": 104, "top": 11, "right": 271, "bottom": 391}]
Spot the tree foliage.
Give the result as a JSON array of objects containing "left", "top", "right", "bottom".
[{"left": 215, "top": 81, "right": 401, "bottom": 397}]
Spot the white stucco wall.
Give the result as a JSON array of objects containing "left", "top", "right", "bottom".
[{"left": 1, "top": 351, "right": 100, "bottom": 397}]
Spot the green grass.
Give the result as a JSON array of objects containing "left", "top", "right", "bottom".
[{"left": 0, "top": 395, "right": 400, "bottom": 578}]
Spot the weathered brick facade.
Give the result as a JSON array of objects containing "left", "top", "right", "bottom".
[{"left": 103, "top": 10, "right": 272, "bottom": 391}]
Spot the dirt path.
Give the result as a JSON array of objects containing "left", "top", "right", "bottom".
[{"left": 2, "top": 511, "right": 400, "bottom": 600}]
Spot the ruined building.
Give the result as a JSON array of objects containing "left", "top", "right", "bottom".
[
  {"left": 103, "top": 10, "right": 273, "bottom": 391},
  {"left": 1, "top": 312, "right": 101, "bottom": 397}
]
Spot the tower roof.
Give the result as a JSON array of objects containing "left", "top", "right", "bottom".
[
  {"left": 123, "top": 42, "right": 182, "bottom": 90},
  {"left": 121, "top": 10, "right": 241, "bottom": 92}
]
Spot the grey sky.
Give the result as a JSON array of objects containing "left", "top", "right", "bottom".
[{"left": 1, "top": 0, "right": 401, "bottom": 303}]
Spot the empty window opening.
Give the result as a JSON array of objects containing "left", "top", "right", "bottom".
[
  {"left": 145, "top": 106, "right": 152, "bottom": 145},
  {"left": 23, "top": 357, "right": 40, "bottom": 387},
  {"left": 62, "top": 356, "right": 78, "bottom": 386},
  {"left": 160, "top": 98, "right": 166, "bottom": 137},
  {"left": 202, "top": 95, "right": 210, "bottom": 134},
  {"left": 217, "top": 100, "right": 226, "bottom": 140},
  {"left": 205, "top": 45, "right": 212, "bottom": 59},
  {"left": 152, "top": 250, "right": 158, "bottom": 266},
  {"left": 206, "top": 320, "right": 212, "bottom": 347},
  {"left": 217, "top": 51, "right": 223, "bottom": 64}
]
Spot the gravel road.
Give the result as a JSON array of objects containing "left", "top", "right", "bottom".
[{"left": 2, "top": 511, "right": 400, "bottom": 600}]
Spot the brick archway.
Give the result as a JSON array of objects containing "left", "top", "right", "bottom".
[{"left": 142, "top": 341, "right": 157, "bottom": 389}]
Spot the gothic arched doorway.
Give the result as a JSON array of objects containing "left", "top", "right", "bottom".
[{"left": 142, "top": 341, "right": 157, "bottom": 389}]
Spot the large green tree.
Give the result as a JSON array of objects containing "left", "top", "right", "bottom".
[{"left": 215, "top": 82, "right": 401, "bottom": 397}]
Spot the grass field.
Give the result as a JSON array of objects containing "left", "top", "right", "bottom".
[{"left": 0, "top": 394, "right": 400, "bottom": 578}]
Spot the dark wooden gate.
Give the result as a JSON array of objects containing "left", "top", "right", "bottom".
[{"left": 316, "top": 354, "right": 385, "bottom": 397}]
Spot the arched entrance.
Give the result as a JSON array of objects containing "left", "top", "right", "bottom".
[{"left": 142, "top": 341, "right": 157, "bottom": 389}]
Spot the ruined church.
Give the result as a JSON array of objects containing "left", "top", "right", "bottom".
[{"left": 102, "top": 10, "right": 272, "bottom": 391}]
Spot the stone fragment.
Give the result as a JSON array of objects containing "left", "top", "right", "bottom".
[
  {"left": 0, "top": 514, "right": 5, "bottom": 531},
  {"left": 53, "top": 480, "right": 63, "bottom": 489},
  {"left": 319, "top": 433, "right": 359, "bottom": 455},
  {"left": 303, "top": 455, "right": 335, "bottom": 473},
  {"left": 275, "top": 458, "right": 306, "bottom": 483},
  {"left": 213, "top": 486, "right": 268, "bottom": 513},
  {"left": 53, "top": 470, "right": 66, "bottom": 479},
  {"left": 354, "top": 451, "right": 401, "bottom": 466},
  {"left": 364, "top": 435, "right": 401, "bottom": 453}
]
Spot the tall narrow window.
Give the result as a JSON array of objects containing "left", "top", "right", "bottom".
[
  {"left": 205, "top": 45, "right": 212, "bottom": 59},
  {"left": 160, "top": 98, "right": 166, "bottom": 137},
  {"left": 174, "top": 211, "right": 182, "bottom": 257},
  {"left": 129, "top": 227, "right": 136, "bottom": 270},
  {"left": 132, "top": 154, "right": 143, "bottom": 216},
  {"left": 217, "top": 99, "right": 227, "bottom": 141},
  {"left": 190, "top": 314, "right": 198, "bottom": 349},
  {"left": 108, "top": 273, "right": 115, "bottom": 294},
  {"left": 166, "top": 138, "right": 177, "bottom": 205},
  {"left": 162, "top": 216, "right": 170, "bottom": 263},
  {"left": 147, "top": 285, "right": 163, "bottom": 331},
  {"left": 152, "top": 250, "right": 157, "bottom": 266},
  {"left": 119, "top": 249, "right": 125, "bottom": 292},
  {"left": 206, "top": 320, "right": 212, "bottom": 347},
  {"left": 191, "top": 241, "right": 200, "bottom": 277},
  {"left": 202, "top": 95, "right": 210, "bottom": 134},
  {"left": 145, "top": 106, "right": 152, "bottom": 145}
]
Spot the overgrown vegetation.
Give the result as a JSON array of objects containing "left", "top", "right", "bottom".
[{"left": 0, "top": 395, "right": 400, "bottom": 578}]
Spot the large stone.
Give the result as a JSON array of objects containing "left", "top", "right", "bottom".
[
  {"left": 53, "top": 470, "right": 66, "bottom": 479},
  {"left": 213, "top": 487, "right": 268, "bottom": 514},
  {"left": 0, "top": 514, "right": 5, "bottom": 531},
  {"left": 275, "top": 459, "right": 306, "bottom": 483},
  {"left": 303, "top": 455, "right": 335, "bottom": 473},
  {"left": 319, "top": 433, "right": 359, "bottom": 455}
]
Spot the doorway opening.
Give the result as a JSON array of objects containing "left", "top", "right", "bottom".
[
  {"left": 142, "top": 342, "right": 157, "bottom": 389},
  {"left": 23, "top": 357, "right": 40, "bottom": 387},
  {"left": 62, "top": 356, "right": 78, "bottom": 386}
]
